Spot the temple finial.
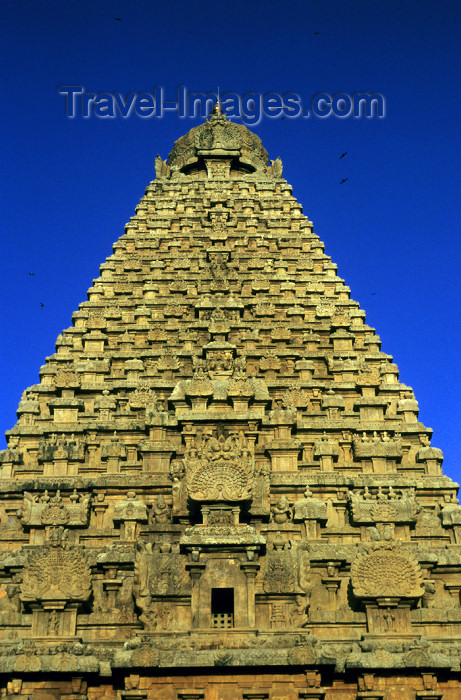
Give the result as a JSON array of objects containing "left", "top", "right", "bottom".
[{"left": 210, "top": 87, "right": 224, "bottom": 119}]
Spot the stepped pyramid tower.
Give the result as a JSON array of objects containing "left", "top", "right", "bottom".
[{"left": 1, "top": 107, "right": 460, "bottom": 700}]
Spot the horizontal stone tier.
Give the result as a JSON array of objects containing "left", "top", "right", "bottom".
[{"left": 0, "top": 472, "right": 457, "bottom": 494}]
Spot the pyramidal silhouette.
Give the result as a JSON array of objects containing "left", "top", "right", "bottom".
[{"left": 1, "top": 109, "right": 460, "bottom": 698}]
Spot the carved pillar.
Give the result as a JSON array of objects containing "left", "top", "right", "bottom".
[
  {"left": 102, "top": 577, "right": 122, "bottom": 610},
  {"left": 339, "top": 433, "right": 352, "bottom": 463},
  {"left": 85, "top": 433, "right": 99, "bottom": 469},
  {"left": 321, "top": 561, "right": 342, "bottom": 610},
  {"left": 101, "top": 434, "right": 127, "bottom": 473},
  {"left": 0, "top": 445, "right": 22, "bottom": 478},
  {"left": 296, "top": 359, "right": 314, "bottom": 380},
  {"left": 416, "top": 446, "right": 444, "bottom": 476},
  {"left": 137, "top": 438, "right": 175, "bottom": 472},
  {"left": 416, "top": 674, "right": 443, "bottom": 699},
  {"left": 241, "top": 562, "right": 259, "bottom": 627},
  {"left": 357, "top": 674, "right": 384, "bottom": 699},
  {"left": 186, "top": 562, "right": 206, "bottom": 629},
  {"left": 300, "top": 671, "right": 324, "bottom": 698},
  {"left": 51, "top": 454, "right": 69, "bottom": 476},
  {"left": 293, "top": 490, "right": 328, "bottom": 540},
  {"left": 92, "top": 491, "right": 108, "bottom": 528}
]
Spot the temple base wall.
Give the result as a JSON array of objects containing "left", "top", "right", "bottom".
[{"left": 2, "top": 671, "right": 461, "bottom": 700}]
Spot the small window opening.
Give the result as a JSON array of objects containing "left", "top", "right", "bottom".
[{"left": 211, "top": 588, "right": 234, "bottom": 628}]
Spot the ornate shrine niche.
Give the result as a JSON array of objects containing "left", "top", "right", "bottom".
[
  {"left": 256, "top": 540, "right": 311, "bottom": 631},
  {"left": 112, "top": 491, "right": 148, "bottom": 541},
  {"left": 190, "top": 556, "right": 249, "bottom": 629},
  {"left": 134, "top": 541, "right": 191, "bottom": 632},
  {"left": 347, "top": 486, "right": 421, "bottom": 542},
  {"left": 351, "top": 542, "right": 424, "bottom": 636},
  {"left": 18, "top": 489, "right": 90, "bottom": 545},
  {"left": 20, "top": 527, "right": 91, "bottom": 640},
  {"left": 0, "top": 110, "right": 459, "bottom": 699}
]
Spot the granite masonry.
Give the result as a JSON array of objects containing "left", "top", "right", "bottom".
[{"left": 1, "top": 107, "right": 460, "bottom": 699}]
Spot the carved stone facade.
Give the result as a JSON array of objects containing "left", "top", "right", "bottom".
[{"left": 1, "top": 108, "right": 460, "bottom": 698}]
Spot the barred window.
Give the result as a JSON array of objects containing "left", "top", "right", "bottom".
[{"left": 211, "top": 588, "right": 234, "bottom": 628}]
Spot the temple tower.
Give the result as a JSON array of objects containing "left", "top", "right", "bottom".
[{"left": 1, "top": 109, "right": 460, "bottom": 699}]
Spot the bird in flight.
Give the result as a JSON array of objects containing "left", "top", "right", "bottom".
[
  {"left": 339, "top": 178, "right": 348, "bottom": 184},
  {"left": 339, "top": 152, "right": 348, "bottom": 159},
  {"left": 28, "top": 272, "right": 36, "bottom": 276},
  {"left": 313, "top": 32, "right": 319, "bottom": 35},
  {"left": 114, "top": 17, "right": 122, "bottom": 21}
]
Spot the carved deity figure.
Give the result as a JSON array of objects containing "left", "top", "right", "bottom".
[
  {"left": 170, "top": 460, "right": 187, "bottom": 514},
  {"left": 205, "top": 350, "right": 234, "bottom": 378},
  {"left": 152, "top": 495, "right": 171, "bottom": 523},
  {"left": 290, "top": 594, "right": 309, "bottom": 628},
  {"left": 209, "top": 253, "right": 228, "bottom": 278},
  {"left": 270, "top": 496, "right": 292, "bottom": 524},
  {"left": 422, "top": 580, "right": 437, "bottom": 608},
  {"left": 47, "top": 609, "right": 60, "bottom": 635}
]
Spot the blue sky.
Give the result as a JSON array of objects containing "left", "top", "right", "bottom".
[{"left": 1, "top": 1, "right": 460, "bottom": 481}]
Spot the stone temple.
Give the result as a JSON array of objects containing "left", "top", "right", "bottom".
[{"left": 1, "top": 107, "right": 461, "bottom": 699}]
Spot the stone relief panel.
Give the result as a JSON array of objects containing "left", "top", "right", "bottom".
[
  {"left": 348, "top": 487, "right": 420, "bottom": 525},
  {"left": 18, "top": 490, "right": 90, "bottom": 528},
  {"left": 184, "top": 430, "right": 254, "bottom": 502},
  {"left": 20, "top": 532, "right": 91, "bottom": 604},
  {"left": 134, "top": 541, "right": 190, "bottom": 630},
  {"left": 262, "top": 544, "right": 299, "bottom": 594},
  {"left": 351, "top": 543, "right": 424, "bottom": 600}
]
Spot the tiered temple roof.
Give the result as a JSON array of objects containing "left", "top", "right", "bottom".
[{"left": 1, "top": 109, "right": 460, "bottom": 699}]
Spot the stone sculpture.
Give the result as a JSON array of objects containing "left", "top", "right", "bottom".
[{"left": 0, "top": 108, "right": 459, "bottom": 698}]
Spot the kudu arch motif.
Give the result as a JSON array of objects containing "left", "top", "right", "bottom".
[{"left": 184, "top": 429, "right": 254, "bottom": 502}]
